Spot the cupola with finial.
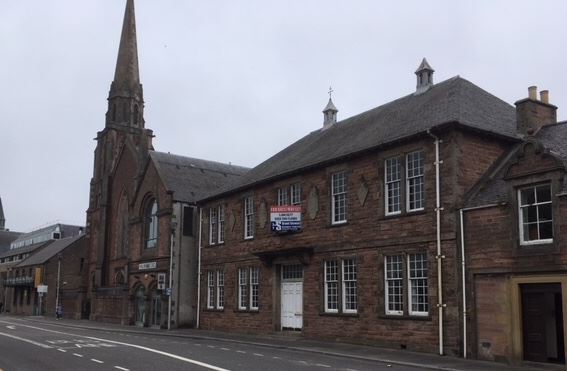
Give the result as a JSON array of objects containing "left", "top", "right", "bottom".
[
  {"left": 323, "top": 86, "right": 338, "bottom": 129},
  {"left": 415, "top": 58, "right": 434, "bottom": 94}
]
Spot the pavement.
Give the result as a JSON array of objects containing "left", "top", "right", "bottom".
[{"left": 6, "top": 314, "right": 563, "bottom": 371}]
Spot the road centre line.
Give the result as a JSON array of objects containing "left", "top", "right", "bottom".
[
  {"left": 57, "top": 349, "right": 67, "bottom": 353},
  {"left": 73, "top": 353, "right": 83, "bottom": 357},
  {"left": 114, "top": 367, "right": 130, "bottom": 371},
  {"left": 91, "top": 359, "right": 104, "bottom": 364},
  {"left": 0, "top": 320, "right": 231, "bottom": 371}
]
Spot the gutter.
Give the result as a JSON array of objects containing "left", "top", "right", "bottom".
[{"left": 458, "top": 202, "right": 503, "bottom": 358}]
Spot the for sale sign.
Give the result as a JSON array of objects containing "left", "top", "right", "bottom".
[{"left": 270, "top": 206, "right": 302, "bottom": 233}]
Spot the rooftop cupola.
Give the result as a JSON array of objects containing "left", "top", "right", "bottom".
[
  {"left": 323, "top": 87, "right": 338, "bottom": 129},
  {"left": 415, "top": 58, "right": 434, "bottom": 94}
]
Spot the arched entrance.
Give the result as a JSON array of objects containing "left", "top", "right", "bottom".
[{"left": 134, "top": 285, "right": 146, "bottom": 327}]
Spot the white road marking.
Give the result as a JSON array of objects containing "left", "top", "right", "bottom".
[
  {"left": 91, "top": 359, "right": 104, "bottom": 364},
  {"left": 0, "top": 320, "right": 231, "bottom": 371},
  {"left": 57, "top": 349, "right": 67, "bottom": 353},
  {"left": 73, "top": 353, "right": 83, "bottom": 357},
  {"left": 272, "top": 356, "right": 281, "bottom": 360},
  {"left": 253, "top": 353, "right": 264, "bottom": 357},
  {"left": 316, "top": 364, "right": 331, "bottom": 368},
  {"left": 0, "top": 331, "right": 52, "bottom": 349},
  {"left": 236, "top": 350, "right": 246, "bottom": 354},
  {"left": 220, "top": 347, "right": 230, "bottom": 351},
  {"left": 207, "top": 345, "right": 216, "bottom": 348},
  {"left": 114, "top": 367, "right": 130, "bottom": 371},
  {"left": 6, "top": 325, "right": 16, "bottom": 330}
]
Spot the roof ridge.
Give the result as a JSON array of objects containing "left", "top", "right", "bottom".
[{"left": 151, "top": 151, "right": 249, "bottom": 170}]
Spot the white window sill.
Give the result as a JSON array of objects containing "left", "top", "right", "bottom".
[{"left": 520, "top": 239, "right": 553, "bottom": 246}]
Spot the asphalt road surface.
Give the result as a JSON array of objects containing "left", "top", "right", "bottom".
[{"left": 0, "top": 317, "right": 422, "bottom": 371}]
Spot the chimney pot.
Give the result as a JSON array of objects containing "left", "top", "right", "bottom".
[
  {"left": 528, "top": 86, "right": 537, "bottom": 100},
  {"left": 540, "top": 90, "right": 549, "bottom": 104}
]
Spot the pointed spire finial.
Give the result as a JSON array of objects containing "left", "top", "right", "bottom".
[
  {"left": 0, "top": 196, "right": 6, "bottom": 231},
  {"left": 111, "top": 0, "right": 141, "bottom": 98}
]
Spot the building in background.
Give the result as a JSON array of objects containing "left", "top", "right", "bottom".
[
  {"left": 0, "top": 196, "right": 22, "bottom": 312},
  {"left": 0, "top": 223, "right": 83, "bottom": 314}
]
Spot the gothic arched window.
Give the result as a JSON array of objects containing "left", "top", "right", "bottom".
[{"left": 145, "top": 199, "right": 158, "bottom": 249}]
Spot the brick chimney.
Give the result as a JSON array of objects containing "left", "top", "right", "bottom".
[{"left": 515, "top": 86, "right": 557, "bottom": 136}]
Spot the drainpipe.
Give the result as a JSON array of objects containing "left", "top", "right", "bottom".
[
  {"left": 459, "top": 202, "right": 503, "bottom": 358},
  {"left": 55, "top": 254, "right": 62, "bottom": 316},
  {"left": 428, "top": 130, "right": 444, "bottom": 355},
  {"left": 196, "top": 208, "right": 203, "bottom": 329},
  {"left": 168, "top": 218, "right": 176, "bottom": 330}
]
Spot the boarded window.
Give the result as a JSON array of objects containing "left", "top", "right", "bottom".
[{"left": 183, "top": 206, "right": 194, "bottom": 236}]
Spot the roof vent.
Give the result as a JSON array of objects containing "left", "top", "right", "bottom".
[{"left": 415, "top": 58, "right": 434, "bottom": 95}]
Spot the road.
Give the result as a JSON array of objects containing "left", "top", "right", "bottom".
[{"left": 0, "top": 317, "right": 420, "bottom": 371}]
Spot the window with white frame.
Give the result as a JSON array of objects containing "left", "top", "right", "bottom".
[
  {"left": 277, "top": 183, "right": 302, "bottom": 206},
  {"left": 206, "top": 269, "right": 224, "bottom": 310},
  {"left": 250, "top": 267, "right": 259, "bottom": 310},
  {"left": 408, "top": 253, "right": 428, "bottom": 315},
  {"left": 209, "top": 208, "right": 218, "bottom": 245},
  {"left": 277, "top": 187, "right": 289, "bottom": 206},
  {"left": 291, "top": 183, "right": 301, "bottom": 205},
  {"left": 332, "top": 172, "right": 347, "bottom": 224},
  {"left": 385, "top": 157, "right": 402, "bottom": 215},
  {"left": 384, "top": 253, "right": 428, "bottom": 316},
  {"left": 519, "top": 183, "right": 553, "bottom": 244},
  {"left": 324, "top": 258, "right": 357, "bottom": 314},
  {"left": 385, "top": 255, "right": 404, "bottom": 315},
  {"left": 209, "top": 205, "right": 225, "bottom": 245},
  {"left": 217, "top": 270, "right": 225, "bottom": 309},
  {"left": 238, "top": 267, "right": 259, "bottom": 311},
  {"left": 238, "top": 268, "right": 248, "bottom": 310},
  {"left": 324, "top": 260, "right": 339, "bottom": 313},
  {"left": 342, "top": 259, "right": 357, "bottom": 313},
  {"left": 406, "top": 151, "right": 425, "bottom": 211},
  {"left": 244, "top": 196, "right": 254, "bottom": 239},
  {"left": 207, "top": 271, "right": 215, "bottom": 309}
]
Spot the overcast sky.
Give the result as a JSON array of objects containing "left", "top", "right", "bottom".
[{"left": 0, "top": 0, "right": 565, "bottom": 232}]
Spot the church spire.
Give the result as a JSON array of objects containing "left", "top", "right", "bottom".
[
  {"left": 322, "top": 86, "right": 338, "bottom": 129},
  {"left": 0, "top": 196, "right": 6, "bottom": 231},
  {"left": 107, "top": 0, "right": 144, "bottom": 128}
]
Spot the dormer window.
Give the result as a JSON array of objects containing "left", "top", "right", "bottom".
[{"left": 519, "top": 183, "right": 553, "bottom": 245}]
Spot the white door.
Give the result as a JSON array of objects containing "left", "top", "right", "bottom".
[{"left": 281, "top": 281, "right": 303, "bottom": 330}]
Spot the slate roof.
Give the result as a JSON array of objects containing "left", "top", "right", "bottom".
[
  {"left": 0, "top": 240, "right": 52, "bottom": 260},
  {"left": 465, "top": 121, "right": 567, "bottom": 208},
  {"left": 9, "top": 223, "right": 83, "bottom": 249},
  {"left": 150, "top": 151, "right": 249, "bottom": 203},
  {"left": 0, "top": 231, "right": 22, "bottom": 252},
  {"left": 203, "top": 76, "right": 518, "bottom": 201},
  {"left": 16, "top": 235, "right": 84, "bottom": 268}
]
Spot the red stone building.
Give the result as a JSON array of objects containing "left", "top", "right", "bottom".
[
  {"left": 462, "top": 87, "right": 566, "bottom": 365},
  {"left": 197, "top": 61, "right": 521, "bottom": 357}
]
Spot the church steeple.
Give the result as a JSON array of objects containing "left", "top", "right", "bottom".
[
  {"left": 415, "top": 57, "right": 434, "bottom": 94},
  {"left": 322, "top": 87, "right": 338, "bottom": 129},
  {"left": 0, "top": 196, "right": 6, "bottom": 231},
  {"left": 106, "top": 0, "right": 144, "bottom": 128}
]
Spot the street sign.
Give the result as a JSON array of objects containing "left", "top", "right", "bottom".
[
  {"left": 138, "top": 262, "right": 157, "bottom": 270},
  {"left": 37, "top": 285, "right": 48, "bottom": 293},
  {"left": 165, "top": 288, "right": 172, "bottom": 296},
  {"left": 157, "top": 273, "right": 166, "bottom": 290}
]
